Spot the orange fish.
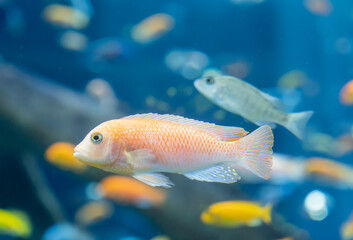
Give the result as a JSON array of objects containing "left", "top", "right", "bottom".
[
  {"left": 97, "top": 176, "right": 165, "bottom": 207},
  {"left": 304, "top": 0, "right": 332, "bottom": 16},
  {"left": 74, "top": 113, "right": 274, "bottom": 187},
  {"left": 340, "top": 80, "right": 353, "bottom": 105},
  {"left": 75, "top": 201, "right": 113, "bottom": 226},
  {"left": 131, "top": 13, "right": 175, "bottom": 44},
  {"left": 305, "top": 157, "right": 353, "bottom": 189},
  {"left": 42, "top": 4, "right": 90, "bottom": 30},
  {"left": 305, "top": 157, "right": 349, "bottom": 180},
  {"left": 341, "top": 212, "right": 353, "bottom": 240},
  {"left": 45, "top": 142, "right": 87, "bottom": 172}
]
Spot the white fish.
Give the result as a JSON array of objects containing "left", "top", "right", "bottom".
[{"left": 194, "top": 75, "right": 313, "bottom": 139}]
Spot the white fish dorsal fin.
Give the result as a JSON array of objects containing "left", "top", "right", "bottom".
[
  {"left": 123, "top": 113, "right": 248, "bottom": 141},
  {"left": 133, "top": 173, "right": 174, "bottom": 188},
  {"left": 252, "top": 120, "right": 277, "bottom": 129},
  {"left": 184, "top": 164, "right": 240, "bottom": 183},
  {"left": 260, "top": 92, "right": 286, "bottom": 110}
]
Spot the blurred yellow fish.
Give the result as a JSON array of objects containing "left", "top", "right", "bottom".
[
  {"left": 150, "top": 235, "right": 171, "bottom": 240},
  {"left": 74, "top": 113, "right": 274, "bottom": 188},
  {"left": 97, "top": 176, "right": 166, "bottom": 208},
  {"left": 75, "top": 201, "right": 113, "bottom": 226},
  {"left": 341, "top": 213, "right": 353, "bottom": 240},
  {"left": 201, "top": 201, "right": 272, "bottom": 227},
  {"left": 131, "top": 13, "right": 175, "bottom": 44},
  {"left": 0, "top": 209, "right": 32, "bottom": 238},
  {"left": 45, "top": 142, "right": 87, "bottom": 172},
  {"left": 42, "top": 4, "right": 90, "bottom": 30},
  {"left": 278, "top": 70, "right": 308, "bottom": 89}
]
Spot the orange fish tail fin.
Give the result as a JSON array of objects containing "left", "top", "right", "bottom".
[
  {"left": 286, "top": 111, "right": 313, "bottom": 140},
  {"left": 262, "top": 204, "right": 272, "bottom": 224},
  {"left": 236, "top": 125, "right": 274, "bottom": 179}
]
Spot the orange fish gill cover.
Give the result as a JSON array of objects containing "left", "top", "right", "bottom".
[
  {"left": 74, "top": 113, "right": 274, "bottom": 188},
  {"left": 97, "top": 176, "right": 166, "bottom": 207}
]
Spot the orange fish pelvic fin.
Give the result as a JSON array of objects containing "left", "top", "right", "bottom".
[
  {"left": 133, "top": 173, "right": 174, "bottom": 188},
  {"left": 123, "top": 149, "right": 174, "bottom": 187}
]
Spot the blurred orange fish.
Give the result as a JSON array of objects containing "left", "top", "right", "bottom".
[
  {"left": 97, "top": 176, "right": 166, "bottom": 207},
  {"left": 45, "top": 142, "right": 87, "bottom": 172},
  {"left": 304, "top": 0, "right": 332, "bottom": 16},
  {"left": 305, "top": 157, "right": 344, "bottom": 179},
  {"left": 340, "top": 80, "right": 353, "bottom": 105},
  {"left": 305, "top": 157, "right": 353, "bottom": 188},
  {"left": 74, "top": 113, "right": 274, "bottom": 187},
  {"left": 75, "top": 201, "right": 113, "bottom": 226},
  {"left": 131, "top": 13, "right": 175, "bottom": 44}
]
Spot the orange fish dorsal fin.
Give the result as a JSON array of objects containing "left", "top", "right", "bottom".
[{"left": 123, "top": 113, "right": 248, "bottom": 141}]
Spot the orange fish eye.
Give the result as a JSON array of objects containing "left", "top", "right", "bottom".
[{"left": 91, "top": 133, "right": 103, "bottom": 144}]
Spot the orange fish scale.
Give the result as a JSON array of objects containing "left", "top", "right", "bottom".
[{"left": 116, "top": 119, "right": 233, "bottom": 167}]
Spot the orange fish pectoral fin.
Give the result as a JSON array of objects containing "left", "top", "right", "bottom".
[
  {"left": 123, "top": 149, "right": 155, "bottom": 171},
  {"left": 184, "top": 164, "right": 240, "bottom": 183},
  {"left": 133, "top": 173, "right": 174, "bottom": 188}
]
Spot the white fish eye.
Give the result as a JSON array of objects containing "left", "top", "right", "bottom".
[
  {"left": 205, "top": 77, "right": 215, "bottom": 85},
  {"left": 91, "top": 132, "right": 103, "bottom": 144}
]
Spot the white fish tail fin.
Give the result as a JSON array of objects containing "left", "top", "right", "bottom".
[
  {"left": 235, "top": 125, "right": 274, "bottom": 179},
  {"left": 286, "top": 111, "right": 313, "bottom": 140}
]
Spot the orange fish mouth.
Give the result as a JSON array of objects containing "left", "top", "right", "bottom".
[
  {"left": 73, "top": 146, "right": 113, "bottom": 169},
  {"left": 73, "top": 151, "right": 84, "bottom": 159},
  {"left": 73, "top": 146, "right": 89, "bottom": 161}
]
